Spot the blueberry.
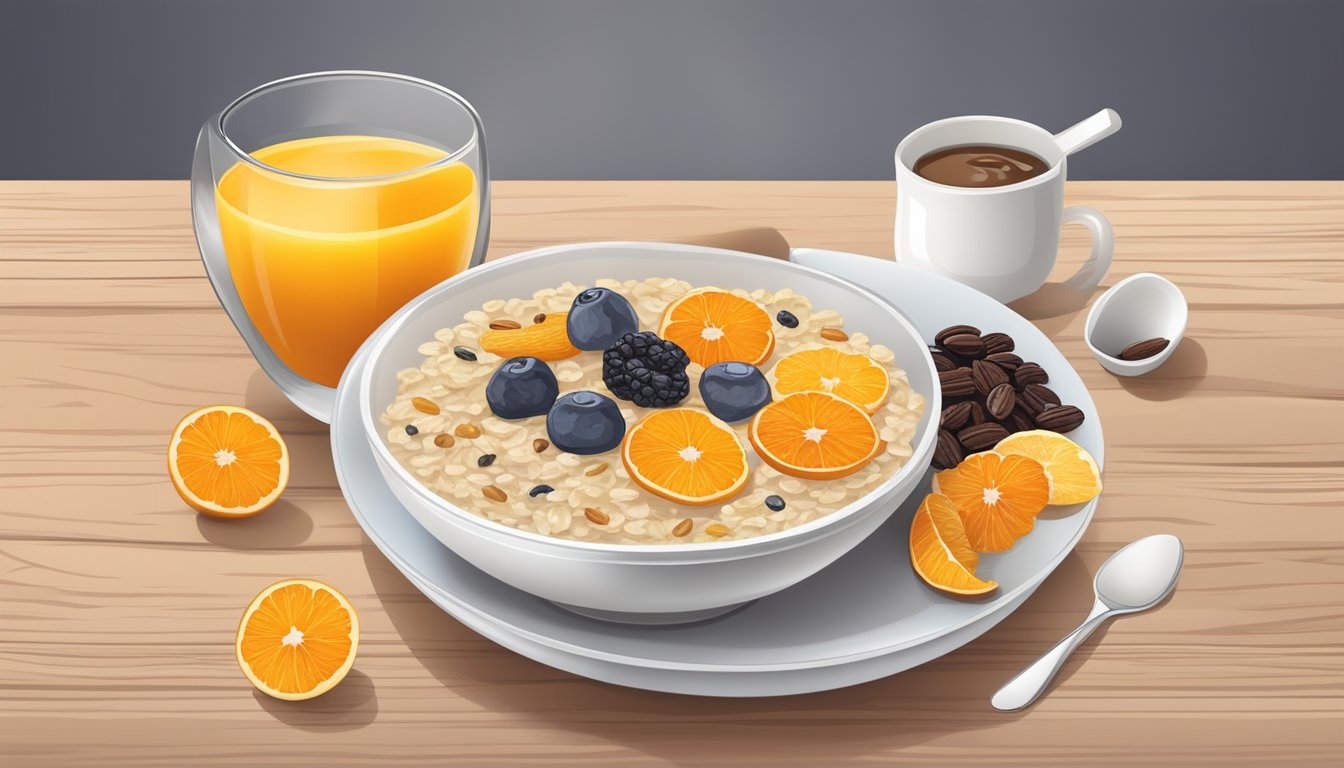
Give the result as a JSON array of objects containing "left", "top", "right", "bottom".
[
  {"left": 567, "top": 288, "right": 639, "bottom": 350},
  {"left": 546, "top": 390, "right": 625, "bottom": 455},
  {"left": 698, "top": 362, "right": 772, "bottom": 422},
  {"left": 765, "top": 494, "right": 786, "bottom": 511},
  {"left": 776, "top": 310, "right": 799, "bottom": 328},
  {"left": 486, "top": 356, "right": 558, "bottom": 419}
]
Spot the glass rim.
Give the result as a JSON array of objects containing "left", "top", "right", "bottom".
[{"left": 216, "top": 70, "right": 480, "bottom": 183}]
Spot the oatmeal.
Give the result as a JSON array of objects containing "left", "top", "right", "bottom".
[{"left": 382, "top": 278, "right": 925, "bottom": 544}]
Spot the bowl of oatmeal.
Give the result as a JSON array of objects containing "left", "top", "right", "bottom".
[{"left": 358, "top": 242, "right": 938, "bottom": 620}]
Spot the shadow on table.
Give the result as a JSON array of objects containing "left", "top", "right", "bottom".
[
  {"left": 1113, "top": 339, "right": 1209, "bottom": 401},
  {"left": 253, "top": 669, "right": 379, "bottom": 731},
  {"left": 1008, "top": 282, "right": 1102, "bottom": 337},
  {"left": 364, "top": 538, "right": 1111, "bottom": 762},
  {"left": 196, "top": 500, "right": 314, "bottom": 549}
]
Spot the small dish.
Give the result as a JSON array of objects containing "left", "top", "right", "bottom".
[{"left": 1084, "top": 273, "right": 1187, "bottom": 377}]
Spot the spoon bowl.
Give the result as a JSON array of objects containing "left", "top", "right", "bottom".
[{"left": 1096, "top": 533, "right": 1185, "bottom": 610}]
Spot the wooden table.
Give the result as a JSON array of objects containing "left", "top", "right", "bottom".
[{"left": 2, "top": 181, "right": 1341, "bottom": 767}]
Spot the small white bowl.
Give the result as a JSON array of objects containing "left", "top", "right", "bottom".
[
  {"left": 357, "top": 242, "right": 939, "bottom": 621},
  {"left": 1084, "top": 273, "right": 1187, "bottom": 377}
]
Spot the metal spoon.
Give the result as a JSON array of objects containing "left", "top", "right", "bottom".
[{"left": 991, "top": 534, "right": 1184, "bottom": 711}]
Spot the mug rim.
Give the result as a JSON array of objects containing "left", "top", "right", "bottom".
[
  {"left": 215, "top": 70, "right": 481, "bottom": 183},
  {"left": 895, "top": 115, "right": 1063, "bottom": 195}
]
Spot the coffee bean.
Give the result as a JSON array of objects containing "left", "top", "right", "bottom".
[
  {"left": 986, "top": 351, "right": 1023, "bottom": 372},
  {"left": 981, "top": 332, "right": 1015, "bottom": 354},
  {"left": 1020, "top": 383, "right": 1062, "bottom": 413},
  {"left": 986, "top": 383, "right": 1016, "bottom": 420},
  {"left": 968, "top": 400, "right": 989, "bottom": 425},
  {"left": 1008, "top": 403, "right": 1037, "bottom": 433},
  {"left": 941, "top": 401, "right": 974, "bottom": 430},
  {"left": 1014, "top": 362, "right": 1049, "bottom": 388},
  {"left": 972, "top": 358, "right": 1009, "bottom": 396},
  {"left": 939, "top": 368, "right": 976, "bottom": 398},
  {"left": 935, "top": 325, "right": 981, "bottom": 346},
  {"left": 1119, "top": 337, "right": 1170, "bottom": 361},
  {"left": 958, "top": 422, "right": 1009, "bottom": 452},
  {"left": 941, "top": 333, "right": 986, "bottom": 359},
  {"left": 934, "top": 429, "right": 964, "bottom": 469},
  {"left": 1034, "top": 404, "right": 1085, "bottom": 433},
  {"left": 931, "top": 351, "right": 959, "bottom": 373}
]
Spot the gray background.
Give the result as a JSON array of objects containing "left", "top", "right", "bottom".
[{"left": 2, "top": 0, "right": 1340, "bottom": 180}]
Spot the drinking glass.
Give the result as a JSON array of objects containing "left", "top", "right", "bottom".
[{"left": 191, "top": 71, "right": 490, "bottom": 423}]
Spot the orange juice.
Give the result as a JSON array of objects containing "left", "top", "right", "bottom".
[{"left": 217, "top": 135, "right": 479, "bottom": 387}]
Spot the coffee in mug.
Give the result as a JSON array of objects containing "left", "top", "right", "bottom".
[{"left": 914, "top": 145, "right": 1048, "bottom": 188}]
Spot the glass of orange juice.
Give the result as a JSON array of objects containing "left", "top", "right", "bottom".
[{"left": 191, "top": 71, "right": 489, "bottom": 422}]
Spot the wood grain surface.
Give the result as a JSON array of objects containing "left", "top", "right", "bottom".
[{"left": 1, "top": 180, "right": 1341, "bottom": 767}]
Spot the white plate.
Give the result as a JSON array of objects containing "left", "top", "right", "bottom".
[{"left": 331, "top": 247, "right": 1104, "bottom": 697}]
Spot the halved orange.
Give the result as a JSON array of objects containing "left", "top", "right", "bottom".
[
  {"left": 769, "top": 347, "right": 891, "bottom": 414},
  {"left": 168, "top": 405, "right": 289, "bottom": 518},
  {"left": 479, "top": 311, "right": 580, "bottom": 361},
  {"left": 235, "top": 579, "right": 359, "bottom": 701},
  {"left": 658, "top": 288, "right": 775, "bottom": 367},
  {"left": 994, "top": 430, "right": 1102, "bottom": 505},
  {"left": 910, "top": 493, "right": 999, "bottom": 596},
  {"left": 932, "top": 451, "right": 1050, "bottom": 552},
  {"left": 748, "top": 391, "right": 881, "bottom": 480},
  {"left": 621, "top": 408, "right": 749, "bottom": 506}
]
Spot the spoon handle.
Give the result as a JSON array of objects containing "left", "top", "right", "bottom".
[
  {"left": 991, "top": 600, "right": 1113, "bottom": 711},
  {"left": 1053, "top": 108, "right": 1122, "bottom": 156}
]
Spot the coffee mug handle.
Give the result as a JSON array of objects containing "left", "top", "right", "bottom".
[{"left": 1059, "top": 206, "right": 1114, "bottom": 292}]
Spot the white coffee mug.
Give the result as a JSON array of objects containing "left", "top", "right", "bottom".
[{"left": 895, "top": 111, "right": 1119, "bottom": 304}]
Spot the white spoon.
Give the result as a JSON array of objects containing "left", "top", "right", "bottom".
[
  {"left": 1053, "top": 108, "right": 1122, "bottom": 157},
  {"left": 991, "top": 534, "right": 1184, "bottom": 711}
]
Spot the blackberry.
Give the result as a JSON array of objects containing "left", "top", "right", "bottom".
[{"left": 602, "top": 331, "right": 691, "bottom": 408}]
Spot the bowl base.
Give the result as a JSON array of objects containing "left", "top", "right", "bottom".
[{"left": 549, "top": 599, "right": 754, "bottom": 626}]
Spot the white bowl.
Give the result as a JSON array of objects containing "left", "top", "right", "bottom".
[
  {"left": 357, "top": 242, "right": 939, "bottom": 620},
  {"left": 1085, "top": 272, "right": 1188, "bottom": 377}
]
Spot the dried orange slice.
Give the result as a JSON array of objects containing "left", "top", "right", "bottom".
[
  {"left": 932, "top": 451, "right": 1050, "bottom": 552},
  {"left": 748, "top": 391, "right": 881, "bottom": 480},
  {"left": 910, "top": 493, "right": 999, "bottom": 596},
  {"left": 621, "top": 408, "right": 749, "bottom": 506},
  {"left": 658, "top": 288, "right": 775, "bottom": 367},
  {"left": 168, "top": 405, "right": 289, "bottom": 518},
  {"left": 994, "top": 430, "right": 1102, "bottom": 505},
  {"left": 235, "top": 579, "right": 359, "bottom": 701},
  {"left": 479, "top": 312, "right": 580, "bottom": 361},
  {"left": 769, "top": 347, "right": 891, "bottom": 414}
]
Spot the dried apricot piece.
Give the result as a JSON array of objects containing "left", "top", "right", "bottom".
[{"left": 479, "top": 312, "right": 580, "bottom": 361}]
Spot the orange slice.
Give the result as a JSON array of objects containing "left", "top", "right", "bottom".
[
  {"left": 769, "top": 347, "right": 891, "bottom": 414},
  {"left": 748, "top": 391, "right": 881, "bottom": 480},
  {"left": 621, "top": 408, "right": 749, "bottom": 506},
  {"left": 235, "top": 579, "right": 359, "bottom": 701},
  {"left": 479, "top": 312, "right": 580, "bottom": 361},
  {"left": 910, "top": 493, "right": 999, "bottom": 596},
  {"left": 994, "top": 430, "right": 1102, "bottom": 505},
  {"left": 932, "top": 451, "right": 1050, "bottom": 552},
  {"left": 168, "top": 405, "right": 289, "bottom": 518},
  {"left": 658, "top": 288, "right": 775, "bottom": 367}
]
